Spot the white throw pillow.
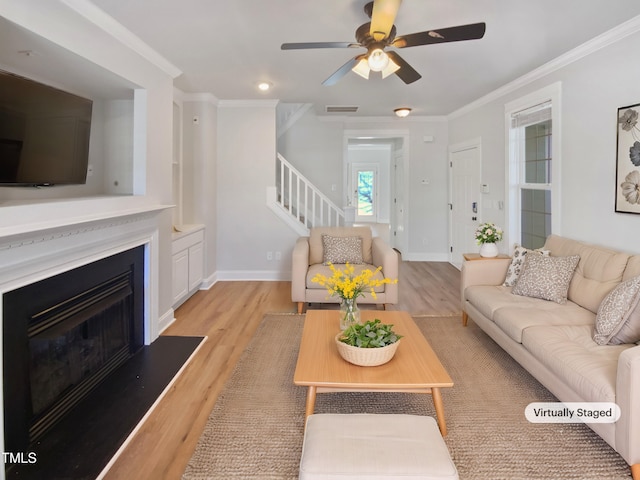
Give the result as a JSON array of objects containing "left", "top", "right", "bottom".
[
  {"left": 503, "top": 245, "right": 550, "bottom": 287},
  {"left": 594, "top": 276, "right": 640, "bottom": 345},
  {"left": 511, "top": 254, "right": 580, "bottom": 304}
]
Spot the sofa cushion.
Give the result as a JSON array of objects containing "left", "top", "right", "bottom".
[
  {"left": 543, "top": 235, "right": 630, "bottom": 313},
  {"left": 309, "top": 227, "right": 373, "bottom": 265},
  {"left": 493, "top": 303, "right": 595, "bottom": 343},
  {"left": 464, "top": 285, "right": 581, "bottom": 323},
  {"left": 522, "top": 325, "right": 634, "bottom": 403},
  {"left": 594, "top": 276, "right": 640, "bottom": 345},
  {"left": 502, "top": 245, "right": 550, "bottom": 287},
  {"left": 322, "top": 235, "right": 363, "bottom": 265},
  {"left": 623, "top": 255, "right": 640, "bottom": 281},
  {"left": 512, "top": 254, "right": 580, "bottom": 304},
  {"left": 306, "top": 263, "right": 386, "bottom": 292}
]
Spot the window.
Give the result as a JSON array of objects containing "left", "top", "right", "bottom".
[
  {"left": 506, "top": 84, "right": 561, "bottom": 249},
  {"left": 351, "top": 163, "right": 378, "bottom": 222},
  {"left": 356, "top": 170, "right": 375, "bottom": 217}
]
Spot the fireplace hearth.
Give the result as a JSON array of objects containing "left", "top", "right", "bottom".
[{"left": 3, "top": 246, "right": 145, "bottom": 454}]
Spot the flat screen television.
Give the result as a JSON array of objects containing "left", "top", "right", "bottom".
[{"left": 0, "top": 69, "right": 92, "bottom": 186}]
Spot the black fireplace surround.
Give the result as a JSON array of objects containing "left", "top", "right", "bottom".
[{"left": 3, "top": 246, "right": 145, "bottom": 454}]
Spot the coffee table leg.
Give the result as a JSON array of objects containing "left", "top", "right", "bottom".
[
  {"left": 432, "top": 387, "right": 447, "bottom": 436},
  {"left": 305, "top": 386, "right": 317, "bottom": 419}
]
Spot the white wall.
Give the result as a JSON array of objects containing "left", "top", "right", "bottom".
[
  {"left": 279, "top": 113, "right": 450, "bottom": 260},
  {"left": 182, "top": 97, "right": 219, "bottom": 282},
  {"left": 449, "top": 26, "right": 640, "bottom": 254},
  {"left": 217, "top": 101, "right": 299, "bottom": 279},
  {"left": 277, "top": 111, "right": 345, "bottom": 206}
]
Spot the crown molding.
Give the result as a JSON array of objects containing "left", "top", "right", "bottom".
[
  {"left": 449, "top": 14, "right": 640, "bottom": 120},
  {"left": 61, "top": 0, "right": 182, "bottom": 79}
]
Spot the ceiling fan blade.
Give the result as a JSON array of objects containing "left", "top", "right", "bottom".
[
  {"left": 322, "top": 56, "right": 361, "bottom": 86},
  {"left": 281, "top": 42, "right": 359, "bottom": 50},
  {"left": 386, "top": 51, "right": 421, "bottom": 84},
  {"left": 370, "top": 0, "right": 402, "bottom": 41},
  {"left": 392, "top": 22, "right": 486, "bottom": 48}
]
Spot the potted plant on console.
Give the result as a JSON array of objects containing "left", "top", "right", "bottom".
[{"left": 475, "top": 222, "right": 504, "bottom": 258}]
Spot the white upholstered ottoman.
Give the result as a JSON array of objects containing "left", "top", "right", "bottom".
[{"left": 299, "top": 414, "right": 459, "bottom": 480}]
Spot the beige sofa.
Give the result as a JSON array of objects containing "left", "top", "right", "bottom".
[
  {"left": 461, "top": 235, "right": 640, "bottom": 479},
  {"left": 291, "top": 226, "right": 399, "bottom": 314}
]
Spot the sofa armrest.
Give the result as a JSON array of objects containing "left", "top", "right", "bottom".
[
  {"left": 372, "top": 237, "right": 399, "bottom": 304},
  {"left": 615, "top": 345, "right": 640, "bottom": 465},
  {"left": 460, "top": 257, "right": 511, "bottom": 303},
  {"left": 291, "top": 237, "right": 310, "bottom": 302}
]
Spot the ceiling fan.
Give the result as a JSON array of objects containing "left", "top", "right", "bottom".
[{"left": 281, "top": 0, "right": 486, "bottom": 86}]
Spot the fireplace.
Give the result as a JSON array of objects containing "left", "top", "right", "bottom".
[{"left": 3, "top": 246, "right": 145, "bottom": 453}]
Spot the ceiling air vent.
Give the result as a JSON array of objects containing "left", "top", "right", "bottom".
[{"left": 325, "top": 105, "right": 359, "bottom": 113}]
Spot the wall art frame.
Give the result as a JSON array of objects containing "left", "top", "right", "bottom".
[{"left": 616, "top": 102, "right": 640, "bottom": 214}]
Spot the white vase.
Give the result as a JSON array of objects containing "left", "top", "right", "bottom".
[{"left": 480, "top": 242, "right": 499, "bottom": 258}]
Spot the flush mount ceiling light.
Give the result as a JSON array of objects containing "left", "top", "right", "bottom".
[
  {"left": 394, "top": 107, "right": 412, "bottom": 117},
  {"left": 257, "top": 82, "right": 272, "bottom": 91}
]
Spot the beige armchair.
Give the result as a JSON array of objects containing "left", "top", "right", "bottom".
[{"left": 292, "top": 226, "right": 399, "bottom": 314}]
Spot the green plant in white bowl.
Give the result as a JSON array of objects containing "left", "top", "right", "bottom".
[{"left": 338, "top": 319, "right": 402, "bottom": 348}]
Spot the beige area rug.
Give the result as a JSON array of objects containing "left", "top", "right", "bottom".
[{"left": 183, "top": 315, "right": 631, "bottom": 480}]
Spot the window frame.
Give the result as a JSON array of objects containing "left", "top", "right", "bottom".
[{"left": 504, "top": 83, "right": 562, "bottom": 249}]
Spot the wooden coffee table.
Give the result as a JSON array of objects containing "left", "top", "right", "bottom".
[{"left": 294, "top": 310, "right": 454, "bottom": 435}]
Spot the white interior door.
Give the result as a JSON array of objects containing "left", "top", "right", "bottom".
[{"left": 449, "top": 143, "right": 481, "bottom": 267}]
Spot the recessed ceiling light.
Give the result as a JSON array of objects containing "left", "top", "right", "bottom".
[
  {"left": 258, "top": 82, "right": 272, "bottom": 91},
  {"left": 394, "top": 107, "right": 412, "bottom": 118}
]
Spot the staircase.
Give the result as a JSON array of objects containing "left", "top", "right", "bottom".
[{"left": 267, "top": 153, "right": 345, "bottom": 235}]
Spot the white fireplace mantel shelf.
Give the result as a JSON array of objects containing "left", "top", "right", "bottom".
[{"left": 0, "top": 196, "right": 173, "bottom": 242}]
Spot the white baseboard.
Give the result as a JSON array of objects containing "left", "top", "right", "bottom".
[
  {"left": 200, "top": 271, "right": 218, "bottom": 290},
  {"left": 216, "top": 270, "right": 291, "bottom": 281},
  {"left": 158, "top": 308, "right": 175, "bottom": 335}
]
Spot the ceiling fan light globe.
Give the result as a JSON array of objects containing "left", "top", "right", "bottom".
[{"left": 367, "top": 48, "right": 389, "bottom": 71}]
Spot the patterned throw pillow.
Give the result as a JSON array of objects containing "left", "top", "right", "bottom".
[
  {"left": 594, "top": 276, "right": 640, "bottom": 345},
  {"left": 322, "top": 235, "right": 363, "bottom": 265},
  {"left": 511, "top": 254, "right": 580, "bottom": 304},
  {"left": 503, "top": 245, "right": 550, "bottom": 287}
]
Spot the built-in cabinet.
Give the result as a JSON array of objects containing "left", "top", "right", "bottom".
[{"left": 171, "top": 225, "right": 204, "bottom": 308}]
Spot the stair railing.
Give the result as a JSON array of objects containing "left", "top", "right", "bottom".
[{"left": 275, "top": 153, "right": 344, "bottom": 229}]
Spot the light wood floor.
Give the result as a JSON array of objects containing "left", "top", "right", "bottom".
[{"left": 103, "top": 260, "right": 461, "bottom": 480}]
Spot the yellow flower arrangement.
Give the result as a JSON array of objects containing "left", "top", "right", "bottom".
[{"left": 311, "top": 262, "right": 398, "bottom": 301}]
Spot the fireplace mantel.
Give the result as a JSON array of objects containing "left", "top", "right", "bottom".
[
  {"left": 0, "top": 196, "right": 172, "bottom": 240},
  {"left": 0, "top": 196, "right": 173, "bottom": 471},
  {"left": 0, "top": 196, "right": 173, "bottom": 342}
]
